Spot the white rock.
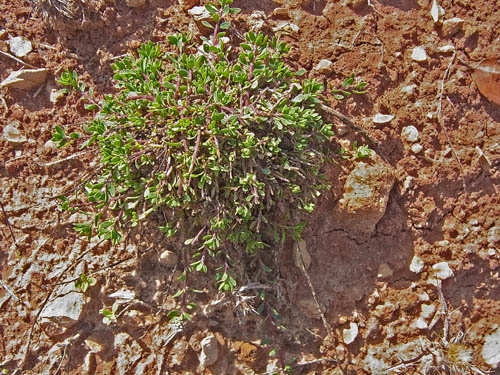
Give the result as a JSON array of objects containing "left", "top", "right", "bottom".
[
  {"left": 109, "top": 289, "right": 135, "bottom": 302},
  {"left": 9, "top": 36, "right": 32, "bottom": 57},
  {"left": 432, "top": 262, "right": 454, "bottom": 280},
  {"left": 248, "top": 11, "right": 266, "bottom": 31},
  {"left": 402, "top": 125, "right": 419, "bottom": 142},
  {"left": 488, "top": 249, "right": 497, "bottom": 256},
  {"left": 488, "top": 227, "right": 500, "bottom": 244},
  {"left": 40, "top": 292, "right": 86, "bottom": 332},
  {"left": 1, "top": 68, "right": 48, "bottom": 89},
  {"left": 438, "top": 45, "right": 455, "bottom": 53},
  {"left": 199, "top": 335, "right": 219, "bottom": 368},
  {"left": 415, "top": 317, "right": 428, "bottom": 329},
  {"left": 377, "top": 263, "right": 393, "bottom": 279},
  {"left": 409, "top": 256, "right": 424, "bottom": 273},
  {"left": 400, "top": 84, "right": 416, "bottom": 95},
  {"left": 411, "top": 46, "right": 427, "bottom": 62},
  {"left": 421, "top": 303, "right": 436, "bottom": 319},
  {"left": 430, "top": 0, "right": 445, "bottom": 23},
  {"left": 159, "top": 250, "right": 178, "bottom": 267},
  {"left": 50, "top": 89, "right": 65, "bottom": 104},
  {"left": 482, "top": 326, "right": 500, "bottom": 367},
  {"left": 343, "top": 322, "right": 358, "bottom": 344},
  {"left": 411, "top": 143, "right": 423, "bottom": 154},
  {"left": 403, "top": 176, "right": 415, "bottom": 191},
  {"left": 3, "top": 121, "right": 27, "bottom": 144},
  {"left": 373, "top": 113, "right": 395, "bottom": 124},
  {"left": 272, "top": 21, "right": 299, "bottom": 33},
  {"left": 313, "top": 59, "right": 333, "bottom": 74},
  {"left": 188, "top": 6, "right": 211, "bottom": 21},
  {"left": 442, "top": 17, "right": 464, "bottom": 37},
  {"left": 126, "top": 0, "right": 146, "bottom": 7}
]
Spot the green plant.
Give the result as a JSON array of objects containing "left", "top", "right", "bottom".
[
  {"left": 53, "top": 0, "right": 335, "bottom": 319},
  {"left": 331, "top": 73, "right": 367, "bottom": 100},
  {"left": 74, "top": 272, "right": 96, "bottom": 293},
  {"left": 100, "top": 302, "right": 119, "bottom": 325},
  {"left": 338, "top": 140, "right": 372, "bottom": 160}
]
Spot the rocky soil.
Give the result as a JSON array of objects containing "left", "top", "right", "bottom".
[{"left": 1, "top": 0, "right": 499, "bottom": 374}]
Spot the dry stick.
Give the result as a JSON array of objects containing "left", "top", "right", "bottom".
[
  {"left": 1, "top": 200, "right": 17, "bottom": 248},
  {"left": 436, "top": 52, "right": 466, "bottom": 191},
  {"left": 0, "top": 50, "right": 40, "bottom": 69},
  {"left": 297, "top": 246, "right": 333, "bottom": 334},
  {"left": 318, "top": 104, "right": 386, "bottom": 161},
  {"left": 18, "top": 239, "right": 106, "bottom": 373}
]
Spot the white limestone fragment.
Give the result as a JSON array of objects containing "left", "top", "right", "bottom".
[
  {"left": 402, "top": 125, "right": 419, "bottom": 142},
  {"left": 409, "top": 256, "right": 424, "bottom": 273},
  {"left": 313, "top": 59, "right": 333, "bottom": 74},
  {"left": 3, "top": 121, "right": 27, "bottom": 144},
  {"left": 411, "top": 46, "right": 427, "bottom": 62},
  {"left": 343, "top": 322, "right": 359, "bottom": 344},
  {"left": 373, "top": 113, "right": 395, "bottom": 124},
  {"left": 1, "top": 68, "right": 48, "bottom": 89},
  {"left": 432, "top": 262, "right": 454, "bottom": 280},
  {"left": 411, "top": 143, "right": 423, "bottom": 154},
  {"left": 9, "top": 36, "right": 32, "bottom": 57},
  {"left": 482, "top": 326, "right": 500, "bottom": 367}
]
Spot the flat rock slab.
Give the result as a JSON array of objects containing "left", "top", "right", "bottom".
[{"left": 1, "top": 68, "right": 48, "bottom": 89}]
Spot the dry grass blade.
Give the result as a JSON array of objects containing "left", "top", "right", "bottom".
[{"left": 472, "top": 57, "right": 500, "bottom": 105}]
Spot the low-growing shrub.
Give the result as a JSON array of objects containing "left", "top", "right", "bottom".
[{"left": 54, "top": 0, "right": 337, "bottom": 319}]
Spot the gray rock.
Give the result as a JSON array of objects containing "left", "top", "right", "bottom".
[
  {"left": 3, "top": 121, "right": 27, "bottom": 144},
  {"left": 482, "top": 326, "right": 500, "bottom": 367},
  {"left": 9, "top": 36, "right": 32, "bottom": 57},
  {"left": 1, "top": 68, "right": 48, "bottom": 89},
  {"left": 199, "top": 335, "right": 219, "bottom": 368},
  {"left": 336, "top": 157, "right": 395, "bottom": 234}
]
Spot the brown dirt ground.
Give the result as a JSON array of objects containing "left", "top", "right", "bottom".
[{"left": 1, "top": 0, "right": 499, "bottom": 374}]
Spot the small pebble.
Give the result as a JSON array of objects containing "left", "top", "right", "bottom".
[
  {"left": 401, "top": 84, "right": 416, "bottom": 95},
  {"left": 3, "top": 121, "right": 27, "bottom": 144},
  {"left": 432, "top": 262, "right": 454, "bottom": 280},
  {"left": 377, "top": 263, "right": 393, "bottom": 279},
  {"left": 411, "top": 46, "right": 427, "bottom": 62},
  {"left": 438, "top": 45, "right": 455, "bottom": 53},
  {"left": 442, "top": 17, "right": 464, "bottom": 37},
  {"left": 402, "top": 125, "right": 420, "bottom": 142},
  {"left": 373, "top": 113, "right": 395, "bottom": 124},
  {"left": 488, "top": 249, "right": 497, "bottom": 256},
  {"left": 411, "top": 143, "right": 423, "bottom": 154},
  {"left": 313, "top": 59, "right": 333, "bottom": 74},
  {"left": 9, "top": 36, "right": 32, "bottom": 57},
  {"left": 343, "top": 322, "right": 358, "bottom": 344},
  {"left": 410, "top": 256, "right": 424, "bottom": 273}
]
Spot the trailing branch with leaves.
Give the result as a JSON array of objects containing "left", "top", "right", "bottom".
[{"left": 53, "top": 0, "right": 341, "bottom": 321}]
